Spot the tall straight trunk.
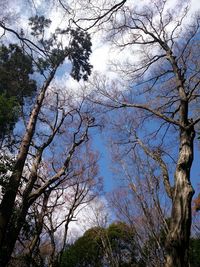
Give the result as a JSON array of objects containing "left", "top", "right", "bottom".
[
  {"left": 0, "top": 192, "right": 50, "bottom": 267},
  {"left": 165, "top": 126, "right": 195, "bottom": 267},
  {"left": 0, "top": 202, "right": 30, "bottom": 266},
  {"left": 0, "top": 68, "right": 57, "bottom": 266}
]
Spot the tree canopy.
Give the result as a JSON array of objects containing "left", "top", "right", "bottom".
[
  {"left": 61, "top": 222, "right": 137, "bottom": 267},
  {"left": 0, "top": 1, "right": 200, "bottom": 267},
  {"left": 0, "top": 44, "right": 36, "bottom": 139}
]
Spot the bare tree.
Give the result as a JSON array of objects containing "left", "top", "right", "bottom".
[
  {"left": 108, "top": 139, "right": 170, "bottom": 266},
  {"left": 85, "top": 0, "right": 200, "bottom": 266},
  {"left": 8, "top": 132, "right": 102, "bottom": 267},
  {"left": 43, "top": 149, "right": 101, "bottom": 267},
  {"left": 0, "top": 13, "right": 93, "bottom": 266}
]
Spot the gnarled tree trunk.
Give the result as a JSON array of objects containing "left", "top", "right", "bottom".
[{"left": 165, "top": 126, "right": 195, "bottom": 267}]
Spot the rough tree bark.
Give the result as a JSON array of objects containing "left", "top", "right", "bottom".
[
  {"left": 164, "top": 42, "right": 195, "bottom": 267},
  {"left": 136, "top": 122, "right": 195, "bottom": 266},
  {"left": 165, "top": 126, "right": 195, "bottom": 267}
]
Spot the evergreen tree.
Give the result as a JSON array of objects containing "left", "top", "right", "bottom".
[
  {"left": 61, "top": 222, "right": 137, "bottom": 267},
  {"left": 0, "top": 44, "right": 36, "bottom": 139}
]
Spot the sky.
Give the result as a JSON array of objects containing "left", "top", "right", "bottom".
[
  {"left": 2, "top": 0, "right": 200, "bottom": 194},
  {"left": 82, "top": 0, "right": 200, "bottom": 194},
  {"left": 1, "top": 0, "right": 200, "bottom": 225}
]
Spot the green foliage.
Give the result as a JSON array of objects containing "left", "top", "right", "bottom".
[
  {"left": 0, "top": 16, "right": 93, "bottom": 139},
  {"left": 0, "top": 44, "right": 36, "bottom": 138},
  {"left": 61, "top": 227, "right": 103, "bottom": 267},
  {"left": 190, "top": 238, "right": 200, "bottom": 267},
  {"left": 0, "top": 94, "right": 19, "bottom": 137},
  {"left": 107, "top": 222, "right": 137, "bottom": 266},
  {"left": 0, "top": 44, "right": 36, "bottom": 103},
  {"left": 67, "top": 28, "right": 92, "bottom": 81},
  {"left": 61, "top": 222, "right": 137, "bottom": 267},
  {"left": 29, "top": 15, "right": 92, "bottom": 81},
  {"left": 29, "top": 15, "right": 51, "bottom": 37}
]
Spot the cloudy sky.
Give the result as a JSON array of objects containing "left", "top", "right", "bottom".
[
  {"left": 4, "top": 0, "right": 198, "bottom": 191},
  {"left": 1, "top": 0, "right": 200, "bottom": 226}
]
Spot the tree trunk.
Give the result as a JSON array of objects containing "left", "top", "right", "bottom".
[
  {"left": 0, "top": 199, "right": 32, "bottom": 266},
  {"left": 28, "top": 192, "right": 50, "bottom": 257},
  {"left": 0, "top": 190, "right": 51, "bottom": 266},
  {"left": 0, "top": 69, "right": 57, "bottom": 266},
  {"left": 0, "top": 69, "right": 57, "bottom": 249},
  {"left": 165, "top": 126, "right": 195, "bottom": 267}
]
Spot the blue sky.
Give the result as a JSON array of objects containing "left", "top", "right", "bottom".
[
  {"left": 93, "top": 127, "right": 200, "bottom": 196},
  {"left": 3, "top": 0, "right": 200, "bottom": 209}
]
